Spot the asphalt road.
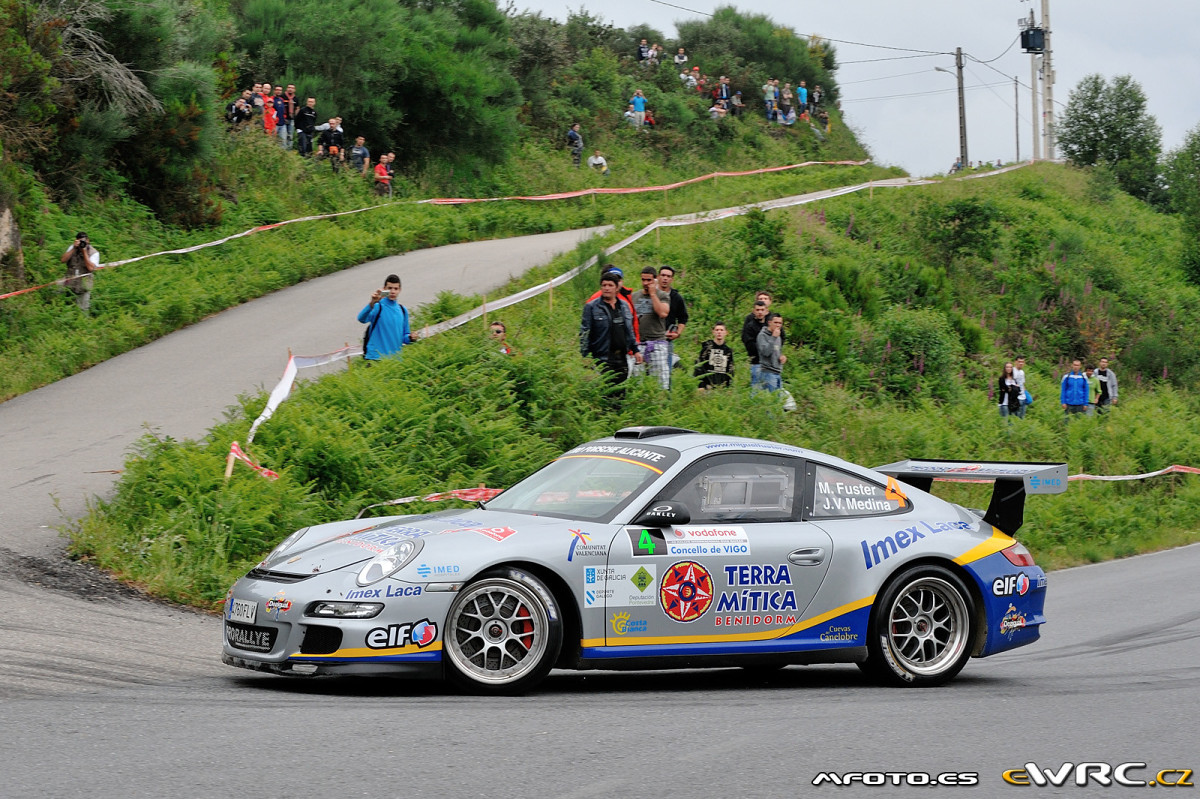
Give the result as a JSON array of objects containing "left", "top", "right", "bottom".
[{"left": 2, "top": 224, "right": 1198, "bottom": 798}]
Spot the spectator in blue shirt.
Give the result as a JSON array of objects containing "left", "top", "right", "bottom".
[
  {"left": 358, "top": 274, "right": 416, "bottom": 361},
  {"left": 1060, "top": 359, "right": 1090, "bottom": 417}
]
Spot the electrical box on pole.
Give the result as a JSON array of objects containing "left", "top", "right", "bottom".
[{"left": 1020, "top": 28, "right": 1045, "bottom": 53}]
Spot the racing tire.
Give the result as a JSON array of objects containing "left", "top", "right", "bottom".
[
  {"left": 443, "top": 568, "right": 563, "bottom": 695},
  {"left": 860, "top": 565, "right": 975, "bottom": 687}
]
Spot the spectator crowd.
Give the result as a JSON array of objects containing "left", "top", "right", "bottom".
[
  {"left": 565, "top": 41, "right": 834, "bottom": 171},
  {"left": 226, "top": 82, "right": 395, "bottom": 196}
]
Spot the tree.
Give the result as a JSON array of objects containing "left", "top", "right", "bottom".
[
  {"left": 1057, "top": 74, "right": 1162, "bottom": 203},
  {"left": 1163, "top": 124, "right": 1200, "bottom": 284}
]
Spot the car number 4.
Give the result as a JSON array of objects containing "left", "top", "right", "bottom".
[{"left": 229, "top": 599, "right": 257, "bottom": 624}]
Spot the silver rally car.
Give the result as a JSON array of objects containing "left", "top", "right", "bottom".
[{"left": 223, "top": 427, "right": 1065, "bottom": 693}]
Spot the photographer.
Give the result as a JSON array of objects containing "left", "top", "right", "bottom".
[
  {"left": 357, "top": 275, "right": 417, "bottom": 361},
  {"left": 60, "top": 232, "right": 100, "bottom": 311}
]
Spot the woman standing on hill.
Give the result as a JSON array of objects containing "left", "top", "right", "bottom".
[{"left": 997, "top": 362, "right": 1023, "bottom": 422}]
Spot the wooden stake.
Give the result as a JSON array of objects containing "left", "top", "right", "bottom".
[{"left": 223, "top": 449, "right": 236, "bottom": 483}]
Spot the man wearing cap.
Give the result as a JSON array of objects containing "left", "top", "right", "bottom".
[
  {"left": 60, "top": 232, "right": 100, "bottom": 311},
  {"left": 586, "top": 265, "right": 640, "bottom": 345},
  {"left": 581, "top": 271, "right": 642, "bottom": 391}
]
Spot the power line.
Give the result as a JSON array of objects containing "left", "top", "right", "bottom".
[
  {"left": 644, "top": 0, "right": 949, "bottom": 55},
  {"left": 841, "top": 81, "right": 1012, "bottom": 104},
  {"left": 840, "top": 69, "right": 937, "bottom": 86},
  {"left": 840, "top": 53, "right": 944, "bottom": 65}
]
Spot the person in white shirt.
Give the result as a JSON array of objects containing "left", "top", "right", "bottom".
[
  {"left": 1013, "top": 356, "right": 1029, "bottom": 418},
  {"left": 586, "top": 150, "right": 609, "bottom": 176}
]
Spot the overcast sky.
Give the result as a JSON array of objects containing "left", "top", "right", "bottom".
[{"left": 513, "top": 0, "right": 1200, "bottom": 177}]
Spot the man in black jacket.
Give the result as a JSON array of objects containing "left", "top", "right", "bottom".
[
  {"left": 294, "top": 97, "right": 318, "bottom": 157},
  {"left": 741, "top": 299, "right": 769, "bottom": 386},
  {"left": 581, "top": 272, "right": 642, "bottom": 390}
]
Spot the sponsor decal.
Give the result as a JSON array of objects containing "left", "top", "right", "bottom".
[
  {"left": 1003, "top": 763, "right": 1194, "bottom": 788},
  {"left": 416, "top": 563, "right": 461, "bottom": 579},
  {"left": 344, "top": 584, "right": 422, "bottom": 599},
  {"left": 859, "top": 520, "right": 971, "bottom": 569},
  {"left": 714, "top": 590, "right": 797, "bottom": 613},
  {"left": 610, "top": 612, "right": 648, "bottom": 636},
  {"left": 343, "top": 526, "right": 433, "bottom": 552},
  {"left": 1000, "top": 603, "right": 1027, "bottom": 635},
  {"left": 992, "top": 572, "right": 1031, "bottom": 597},
  {"left": 665, "top": 525, "right": 750, "bottom": 557},
  {"left": 715, "top": 563, "right": 797, "bottom": 616},
  {"left": 265, "top": 591, "right": 292, "bottom": 618},
  {"left": 1028, "top": 474, "right": 1063, "bottom": 490},
  {"left": 225, "top": 623, "right": 275, "bottom": 653},
  {"left": 561, "top": 444, "right": 671, "bottom": 464},
  {"left": 818, "top": 625, "right": 859, "bottom": 642},
  {"left": 567, "top": 529, "right": 606, "bottom": 561},
  {"left": 715, "top": 614, "right": 797, "bottom": 627},
  {"left": 723, "top": 564, "right": 791, "bottom": 586},
  {"left": 436, "top": 517, "right": 481, "bottom": 528},
  {"left": 366, "top": 619, "right": 439, "bottom": 649},
  {"left": 583, "top": 565, "right": 658, "bottom": 607},
  {"left": 659, "top": 561, "right": 714, "bottom": 623},
  {"left": 438, "top": 526, "right": 517, "bottom": 542},
  {"left": 813, "top": 772, "right": 979, "bottom": 787}
]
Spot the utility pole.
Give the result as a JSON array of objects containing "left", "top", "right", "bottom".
[
  {"left": 934, "top": 51, "right": 968, "bottom": 169},
  {"left": 1014, "top": 76, "right": 1020, "bottom": 162},
  {"left": 1041, "top": 0, "right": 1055, "bottom": 159},
  {"left": 955, "top": 47, "right": 968, "bottom": 169},
  {"left": 1020, "top": 6, "right": 1042, "bottom": 161}
]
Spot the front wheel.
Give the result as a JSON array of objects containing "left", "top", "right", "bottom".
[
  {"left": 861, "top": 565, "right": 974, "bottom": 687},
  {"left": 443, "top": 568, "right": 563, "bottom": 695}
]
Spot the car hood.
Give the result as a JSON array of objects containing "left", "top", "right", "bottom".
[{"left": 256, "top": 509, "right": 546, "bottom": 577}]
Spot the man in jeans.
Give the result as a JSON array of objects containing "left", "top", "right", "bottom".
[
  {"left": 1095, "top": 357, "right": 1119, "bottom": 413},
  {"left": 754, "top": 313, "right": 787, "bottom": 392},
  {"left": 632, "top": 266, "right": 672, "bottom": 389}
]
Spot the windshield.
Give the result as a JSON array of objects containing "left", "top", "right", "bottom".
[{"left": 486, "top": 445, "right": 678, "bottom": 522}]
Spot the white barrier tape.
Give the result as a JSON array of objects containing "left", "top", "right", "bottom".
[
  {"left": 1067, "top": 465, "right": 1200, "bottom": 482},
  {"left": 355, "top": 487, "right": 504, "bottom": 517},
  {"left": 229, "top": 441, "right": 280, "bottom": 480},
  {"left": 246, "top": 345, "right": 361, "bottom": 443}
]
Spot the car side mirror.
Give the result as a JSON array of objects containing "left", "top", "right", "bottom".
[{"left": 632, "top": 501, "right": 691, "bottom": 528}]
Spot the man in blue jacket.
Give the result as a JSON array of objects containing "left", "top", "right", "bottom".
[
  {"left": 358, "top": 274, "right": 416, "bottom": 361},
  {"left": 1060, "top": 359, "right": 1090, "bottom": 417}
]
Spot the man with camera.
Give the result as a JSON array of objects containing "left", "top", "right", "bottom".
[
  {"left": 357, "top": 275, "right": 418, "bottom": 361},
  {"left": 60, "top": 232, "right": 99, "bottom": 311}
]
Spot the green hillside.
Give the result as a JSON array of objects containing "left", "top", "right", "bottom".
[
  {"left": 0, "top": 1, "right": 869, "bottom": 398},
  {"left": 68, "top": 162, "right": 1200, "bottom": 609}
]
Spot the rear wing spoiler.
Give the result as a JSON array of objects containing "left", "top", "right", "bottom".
[{"left": 873, "top": 459, "right": 1067, "bottom": 536}]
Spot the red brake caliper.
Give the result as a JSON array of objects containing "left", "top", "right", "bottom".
[{"left": 516, "top": 606, "right": 534, "bottom": 650}]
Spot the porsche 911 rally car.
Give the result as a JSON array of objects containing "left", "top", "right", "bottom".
[{"left": 223, "top": 427, "right": 1065, "bottom": 692}]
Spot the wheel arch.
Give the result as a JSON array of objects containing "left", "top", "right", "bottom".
[
  {"left": 472, "top": 559, "right": 582, "bottom": 670},
  {"left": 868, "top": 556, "right": 988, "bottom": 657}
]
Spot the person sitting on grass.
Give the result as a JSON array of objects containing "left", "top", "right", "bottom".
[{"left": 586, "top": 150, "right": 610, "bottom": 176}]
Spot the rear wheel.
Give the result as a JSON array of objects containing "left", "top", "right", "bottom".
[
  {"left": 861, "top": 565, "right": 974, "bottom": 687},
  {"left": 443, "top": 568, "right": 562, "bottom": 695}
]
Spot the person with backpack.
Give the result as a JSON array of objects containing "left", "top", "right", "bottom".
[{"left": 358, "top": 274, "right": 417, "bottom": 361}]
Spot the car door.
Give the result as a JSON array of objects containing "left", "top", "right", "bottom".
[{"left": 604, "top": 452, "right": 834, "bottom": 653}]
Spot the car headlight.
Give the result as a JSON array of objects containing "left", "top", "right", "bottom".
[
  {"left": 356, "top": 538, "right": 423, "bottom": 586},
  {"left": 305, "top": 601, "right": 384, "bottom": 619},
  {"left": 261, "top": 527, "right": 309, "bottom": 564}
]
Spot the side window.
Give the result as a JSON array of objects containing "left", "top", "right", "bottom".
[
  {"left": 657, "top": 455, "right": 799, "bottom": 522},
  {"left": 807, "top": 463, "right": 911, "bottom": 519}
]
